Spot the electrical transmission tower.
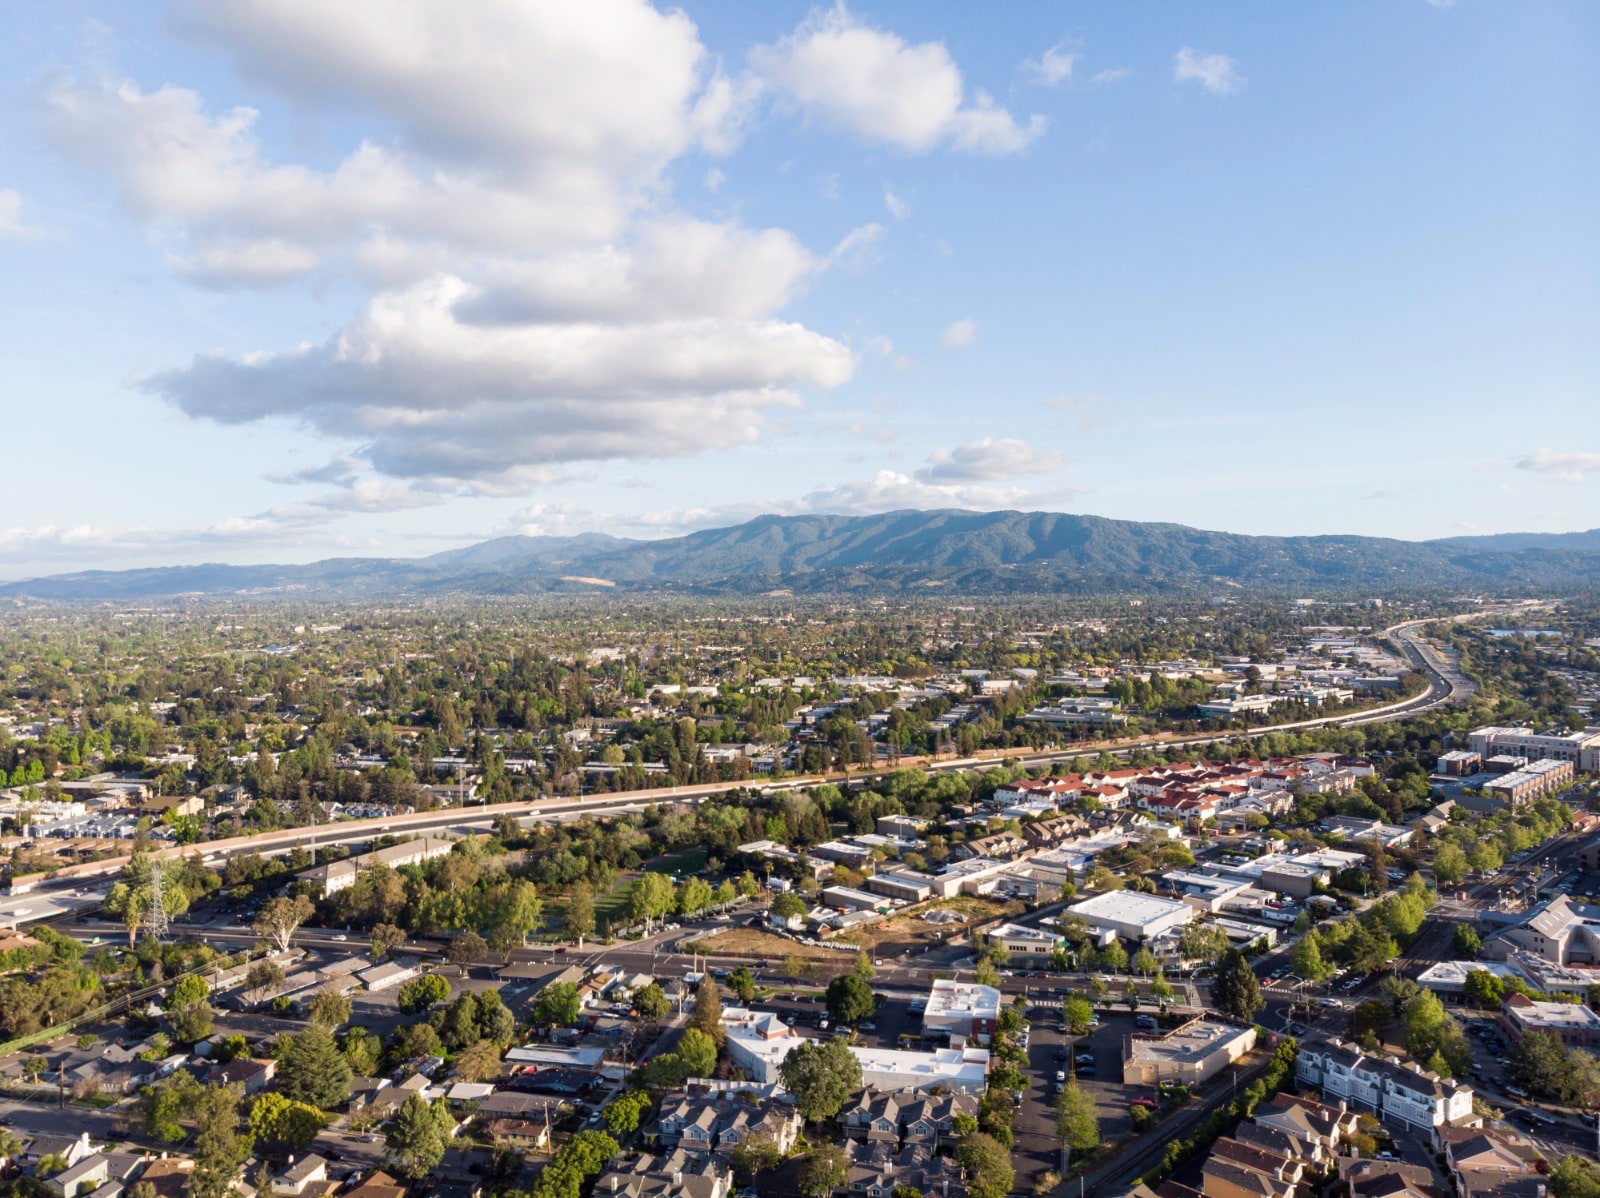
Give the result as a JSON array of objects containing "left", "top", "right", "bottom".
[{"left": 145, "top": 862, "right": 170, "bottom": 940}]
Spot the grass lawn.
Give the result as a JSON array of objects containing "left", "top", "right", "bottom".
[
  {"left": 648, "top": 847, "right": 709, "bottom": 875},
  {"left": 593, "top": 875, "right": 638, "bottom": 933}
]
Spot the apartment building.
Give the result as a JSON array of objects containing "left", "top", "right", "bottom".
[{"left": 1294, "top": 1037, "right": 1475, "bottom": 1131}]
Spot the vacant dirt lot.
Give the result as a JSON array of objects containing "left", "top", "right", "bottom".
[
  {"left": 844, "top": 894, "right": 1024, "bottom": 954},
  {"left": 688, "top": 927, "right": 851, "bottom": 963}
]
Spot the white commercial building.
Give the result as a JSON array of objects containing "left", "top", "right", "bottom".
[
  {"left": 1067, "top": 891, "right": 1194, "bottom": 943},
  {"left": 922, "top": 980, "right": 1002, "bottom": 1042},
  {"left": 722, "top": 1009, "right": 989, "bottom": 1093}
]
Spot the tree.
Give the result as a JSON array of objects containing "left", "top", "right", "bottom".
[
  {"left": 955, "top": 1133, "right": 1014, "bottom": 1198},
  {"left": 676, "top": 1027, "right": 719, "bottom": 1078},
  {"left": 1550, "top": 1155, "right": 1600, "bottom": 1198},
  {"left": 634, "top": 982, "right": 670, "bottom": 1021},
  {"left": 167, "top": 975, "right": 209, "bottom": 1009},
  {"left": 825, "top": 974, "right": 874, "bottom": 1025},
  {"left": 689, "top": 975, "right": 725, "bottom": 1045},
  {"left": 1289, "top": 932, "right": 1334, "bottom": 983},
  {"left": 1098, "top": 939, "right": 1128, "bottom": 974},
  {"left": 386, "top": 1093, "right": 456, "bottom": 1180},
  {"left": 1452, "top": 924, "right": 1483, "bottom": 958},
  {"left": 1210, "top": 950, "right": 1264, "bottom": 1021},
  {"left": 398, "top": 973, "right": 452, "bottom": 1015},
  {"left": 1433, "top": 843, "right": 1468, "bottom": 887},
  {"left": 770, "top": 891, "right": 808, "bottom": 923},
  {"left": 243, "top": 960, "right": 285, "bottom": 1004},
  {"left": 1463, "top": 968, "right": 1505, "bottom": 1008},
  {"left": 1131, "top": 949, "right": 1158, "bottom": 978},
  {"left": 727, "top": 966, "right": 757, "bottom": 1005},
  {"left": 603, "top": 1089, "right": 652, "bottom": 1136},
  {"left": 630, "top": 872, "right": 677, "bottom": 930},
  {"left": 473, "top": 989, "right": 516, "bottom": 1044},
  {"left": 169, "top": 999, "right": 215, "bottom": 1044},
  {"left": 679, "top": 877, "right": 714, "bottom": 916},
  {"left": 456, "top": 1039, "right": 505, "bottom": 1083},
  {"left": 248, "top": 1092, "right": 324, "bottom": 1152},
  {"left": 974, "top": 958, "right": 999, "bottom": 987},
  {"left": 341, "top": 1027, "right": 381, "bottom": 1076},
  {"left": 447, "top": 931, "right": 487, "bottom": 975},
  {"left": 797, "top": 1145, "right": 849, "bottom": 1198},
  {"left": 253, "top": 894, "right": 315, "bottom": 954},
  {"left": 1057, "top": 1077, "right": 1100, "bottom": 1155},
  {"left": 307, "top": 986, "right": 352, "bottom": 1029},
  {"left": 565, "top": 882, "right": 596, "bottom": 947},
  {"left": 276, "top": 1026, "right": 353, "bottom": 1109},
  {"left": 370, "top": 923, "right": 408, "bottom": 960},
  {"left": 393, "top": 1022, "right": 441, "bottom": 1061},
  {"left": 1064, "top": 996, "right": 1093, "bottom": 1035},
  {"left": 1510, "top": 1029, "right": 1600, "bottom": 1105},
  {"left": 1348, "top": 999, "right": 1392, "bottom": 1044},
  {"left": 190, "top": 1083, "right": 254, "bottom": 1198},
  {"left": 533, "top": 981, "right": 582, "bottom": 1027},
  {"left": 730, "top": 1133, "right": 782, "bottom": 1181},
  {"left": 1178, "top": 923, "right": 1230, "bottom": 965},
  {"left": 779, "top": 1037, "right": 863, "bottom": 1123}
]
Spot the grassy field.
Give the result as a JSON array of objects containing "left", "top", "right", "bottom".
[
  {"left": 646, "top": 847, "right": 709, "bottom": 875},
  {"left": 593, "top": 875, "right": 638, "bottom": 932}
]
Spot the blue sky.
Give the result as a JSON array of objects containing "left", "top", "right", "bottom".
[{"left": 0, "top": 1, "right": 1595, "bottom": 578}]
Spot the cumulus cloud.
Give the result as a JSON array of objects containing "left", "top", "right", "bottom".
[
  {"left": 51, "top": 0, "right": 914, "bottom": 495},
  {"left": 940, "top": 318, "right": 977, "bottom": 348},
  {"left": 0, "top": 506, "right": 328, "bottom": 570},
  {"left": 1516, "top": 448, "right": 1600, "bottom": 484},
  {"left": 1021, "top": 43, "right": 1078, "bottom": 87},
  {"left": 142, "top": 275, "right": 855, "bottom": 489},
  {"left": 752, "top": 5, "right": 1045, "bottom": 155},
  {"left": 1174, "top": 47, "right": 1244, "bottom": 95},
  {"left": 916, "top": 437, "right": 1066, "bottom": 483},
  {"left": 0, "top": 189, "right": 42, "bottom": 239}
]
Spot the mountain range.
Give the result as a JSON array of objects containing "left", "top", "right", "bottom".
[{"left": 4, "top": 510, "right": 1599, "bottom": 600}]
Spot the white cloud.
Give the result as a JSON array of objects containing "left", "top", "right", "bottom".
[
  {"left": 1022, "top": 43, "right": 1077, "bottom": 87},
  {"left": 916, "top": 437, "right": 1066, "bottom": 483},
  {"left": 752, "top": 5, "right": 1045, "bottom": 155},
  {"left": 142, "top": 275, "right": 856, "bottom": 488},
  {"left": 704, "top": 167, "right": 726, "bottom": 192},
  {"left": 508, "top": 503, "right": 616, "bottom": 538},
  {"left": 266, "top": 456, "right": 362, "bottom": 486},
  {"left": 1173, "top": 47, "right": 1244, "bottom": 95},
  {"left": 1091, "top": 67, "right": 1131, "bottom": 85},
  {"left": 305, "top": 481, "right": 444, "bottom": 513},
  {"left": 0, "top": 189, "right": 42, "bottom": 240},
  {"left": 940, "top": 318, "right": 977, "bottom": 348},
  {"left": 1516, "top": 448, "right": 1600, "bottom": 484},
  {"left": 0, "top": 506, "right": 328, "bottom": 569},
  {"left": 884, "top": 188, "right": 910, "bottom": 220},
  {"left": 167, "top": 238, "right": 322, "bottom": 288},
  {"left": 51, "top": 0, "right": 883, "bottom": 496}
]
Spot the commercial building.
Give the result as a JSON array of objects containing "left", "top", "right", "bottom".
[
  {"left": 1196, "top": 694, "right": 1284, "bottom": 719},
  {"left": 984, "top": 923, "right": 1063, "bottom": 968},
  {"left": 1467, "top": 725, "right": 1600, "bottom": 772},
  {"left": 1121, "top": 1017, "right": 1256, "bottom": 1087},
  {"left": 920, "top": 980, "right": 1002, "bottom": 1042},
  {"left": 1162, "top": 871, "right": 1252, "bottom": 912},
  {"left": 1295, "top": 1037, "right": 1475, "bottom": 1131},
  {"left": 1501, "top": 993, "right": 1600, "bottom": 1048},
  {"left": 303, "top": 836, "right": 457, "bottom": 895},
  {"left": 1486, "top": 894, "right": 1600, "bottom": 966},
  {"left": 722, "top": 1009, "right": 990, "bottom": 1093},
  {"left": 1436, "top": 751, "right": 1483, "bottom": 776},
  {"left": 820, "top": 886, "right": 892, "bottom": 913},
  {"left": 1067, "top": 890, "right": 1194, "bottom": 944},
  {"left": 1323, "top": 816, "right": 1413, "bottom": 848},
  {"left": 865, "top": 871, "right": 935, "bottom": 903}
]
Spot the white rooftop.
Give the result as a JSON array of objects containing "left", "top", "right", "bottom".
[
  {"left": 924, "top": 979, "right": 1003, "bottom": 1023},
  {"left": 1069, "top": 890, "right": 1192, "bottom": 927}
]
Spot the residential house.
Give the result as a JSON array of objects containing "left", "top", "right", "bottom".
[
  {"left": 1435, "top": 1125, "right": 1547, "bottom": 1198},
  {"left": 1338, "top": 1160, "right": 1442, "bottom": 1198},
  {"left": 343, "top": 1173, "right": 409, "bottom": 1198},
  {"left": 1251, "top": 1094, "right": 1357, "bottom": 1156},
  {"left": 1198, "top": 1156, "right": 1298, "bottom": 1198},
  {"left": 1231, "top": 1120, "right": 1333, "bottom": 1171},
  {"left": 273, "top": 1154, "right": 330, "bottom": 1196},
  {"left": 25, "top": 1133, "right": 96, "bottom": 1172},
  {"left": 842, "top": 1141, "right": 965, "bottom": 1198},
  {"left": 483, "top": 1119, "right": 552, "bottom": 1152},
  {"left": 595, "top": 1149, "right": 731, "bottom": 1198},
  {"left": 46, "top": 1154, "right": 109, "bottom": 1198},
  {"left": 655, "top": 1092, "right": 801, "bottom": 1156}
]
